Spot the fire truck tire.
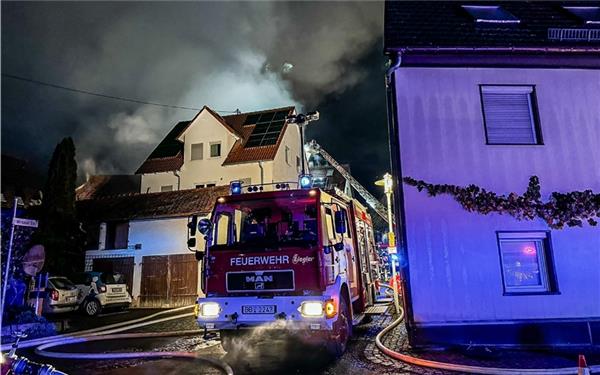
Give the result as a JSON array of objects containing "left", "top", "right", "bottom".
[{"left": 326, "top": 293, "right": 351, "bottom": 358}]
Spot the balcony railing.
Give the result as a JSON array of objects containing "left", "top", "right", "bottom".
[{"left": 548, "top": 28, "right": 600, "bottom": 41}]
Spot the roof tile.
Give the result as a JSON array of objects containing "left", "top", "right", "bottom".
[
  {"left": 77, "top": 185, "right": 230, "bottom": 222},
  {"left": 385, "top": 1, "right": 600, "bottom": 51}
]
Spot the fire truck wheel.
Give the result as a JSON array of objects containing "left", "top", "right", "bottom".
[{"left": 326, "top": 293, "right": 352, "bottom": 358}]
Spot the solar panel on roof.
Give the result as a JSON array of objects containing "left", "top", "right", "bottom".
[
  {"left": 258, "top": 111, "right": 275, "bottom": 123},
  {"left": 244, "top": 111, "right": 288, "bottom": 148},
  {"left": 274, "top": 110, "right": 289, "bottom": 120},
  {"left": 243, "top": 114, "right": 261, "bottom": 126}
]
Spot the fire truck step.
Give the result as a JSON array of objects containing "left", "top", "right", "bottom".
[
  {"left": 364, "top": 305, "right": 389, "bottom": 315},
  {"left": 352, "top": 313, "right": 366, "bottom": 326},
  {"left": 375, "top": 297, "right": 393, "bottom": 304}
]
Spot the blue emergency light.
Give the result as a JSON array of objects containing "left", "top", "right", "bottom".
[
  {"left": 299, "top": 174, "right": 313, "bottom": 189},
  {"left": 230, "top": 180, "right": 242, "bottom": 195}
]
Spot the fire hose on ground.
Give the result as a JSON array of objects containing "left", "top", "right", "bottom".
[
  {"left": 375, "top": 287, "right": 600, "bottom": 374},
  {"left": 2, "top": 305, "right": 233, "bottom": 375}
]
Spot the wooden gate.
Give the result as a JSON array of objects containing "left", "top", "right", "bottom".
[
  {"left": 169, "top": 254, "right": 199, "bottom": 307},
  {"left": 140, "top": 254, "right": 198, "bottom": 307},
  {"left": 92, "top": 257, "right": 134, "bottom": 293},
  {"left": 140, "top": 256, "right": 168, "bottom": 307}
]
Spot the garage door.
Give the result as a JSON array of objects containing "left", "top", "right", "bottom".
[
  {"left": 92, "top": 257, "right": 134, "bottom": 293},
  {"left": 140, "top": 254, "right": 198, "bottom": 307}
]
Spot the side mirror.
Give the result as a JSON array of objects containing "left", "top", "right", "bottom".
[
  {"left": 195, "top": 251, "right": 205, "bottom": 261},
  {"left": 198, "top": 218, "right": 212, "bottom": 236},
  {"left": 187, "top": 215, "right": 198, "bottom": 236},
  {"left": 187, "top": 238, "right": 197, "bottom": 248},
  {"left": 334, "top": 210, "right": 347, "bottom": 234},
  {"left": 334, "top": 242, "right": 345, "bottom": 252}
]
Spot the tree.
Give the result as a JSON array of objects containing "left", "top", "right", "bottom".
[{"left": 36, "top": 137, "right": 84, "bottom": 276}]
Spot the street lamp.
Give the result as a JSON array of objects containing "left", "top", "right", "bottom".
[{"left": 375, "top": 172, "right": 401, "bottom": 315}]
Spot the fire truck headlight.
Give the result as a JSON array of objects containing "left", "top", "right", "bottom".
[
  {"left": 299, "top": 301, "right": 323, "bottom": 317},
  {"left": 199, "top": 302, "right": 220, "bottom": 317}
]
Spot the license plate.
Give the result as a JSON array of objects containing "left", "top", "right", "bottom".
[
  {"left": 242, "top": 305, "right": 276, "bottom": 314},
  {"left": 66, "top": 296, "right": 76, "bottom": 302},
  {"left": 112, "top": 288, "right": 122, "bottom": 293}
]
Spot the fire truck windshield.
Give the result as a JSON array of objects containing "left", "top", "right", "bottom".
[{"left": 210, "top": 196, "right": 318, "bottom": 251}]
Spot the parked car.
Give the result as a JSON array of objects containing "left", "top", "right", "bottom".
[
  {"left": 27, "top": 276, "right": 79, "bottom": 314},
  {"left": 72, "top": 271, "right": 132, "bottom": 316}
]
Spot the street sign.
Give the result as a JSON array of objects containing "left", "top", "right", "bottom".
[
  {"left": 13, "top": 218, "right": 38, "bottom": 228},
  {"left": 388, "top": 246, "right": 397, "bottom": 254}
]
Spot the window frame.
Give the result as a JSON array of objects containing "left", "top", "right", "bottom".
[
  {"left": 209, "top": 142, "right": 222, "bottom": 158},
  {"left": 479, "top": 84, "right": 543, "bottom": 146},
  {"left": 104, "top": 221, "right": 129, "bottom": 250},
  {"left": 462, "top": 5, "right": 520, "bottom": 24},
  {"left": 496, "top": 231, "right": 559, "bottom": 296},
  {"left": 191, "top": 143, "right": 204, "bottom": 161},
  {"left": 563, "top": 6, "right": 600, "bottom": 25}
]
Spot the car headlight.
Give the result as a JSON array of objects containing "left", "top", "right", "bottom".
[
  {"left": 299, "top": 301, "right": 324, "bottom": 317},
  {"left": 199, "top": 302, "right": 220, "bottom": 317}
]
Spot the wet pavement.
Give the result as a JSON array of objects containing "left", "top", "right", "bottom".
[{"left": 13, "top": 305, "right": 600, "bottom": 375}]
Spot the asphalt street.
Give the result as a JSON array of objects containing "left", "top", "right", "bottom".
[{"left": 19, "top": 307, "right": 410, "bottom": 375}]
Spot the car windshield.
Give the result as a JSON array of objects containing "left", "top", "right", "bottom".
[
  {"left": 211, "top": 195, "right": 318, "bottom": 251},
  {"left": 100, "top": 273, "right": 126, "bottom": 285},
  {"left": 50, "top": 277, "right": 76, "bottom": 290}
]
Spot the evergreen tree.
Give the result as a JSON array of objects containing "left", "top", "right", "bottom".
[{"left": 36, "top": 137, "right": 84, "bottom": 276}]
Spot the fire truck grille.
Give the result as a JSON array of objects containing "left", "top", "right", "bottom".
[{"left": 226, "top": 270, "right": 295, "bottom": 292}]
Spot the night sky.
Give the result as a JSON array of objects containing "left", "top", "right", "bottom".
[{"left": 2, "top": 2, "right": 389, "bottom": 194}]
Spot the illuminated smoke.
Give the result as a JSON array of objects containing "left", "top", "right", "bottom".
[{"left": 2, "top": 2, "right": 382, "bottom": 180}]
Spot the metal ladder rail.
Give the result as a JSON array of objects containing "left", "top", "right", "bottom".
[{"left": 306, "top": 140, "right": 393, "bottom": 225}]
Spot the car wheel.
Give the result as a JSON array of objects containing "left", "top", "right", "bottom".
[
  {"left": 326, "top": 293, "right": 352, "bottom": 358},
  {"left": 83, "top": 299, "right": 101, "bottom": 316}
]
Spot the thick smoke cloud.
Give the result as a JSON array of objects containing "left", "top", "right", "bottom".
[{"left": 2, "top": 2, "right": 384, "bottom": 183}]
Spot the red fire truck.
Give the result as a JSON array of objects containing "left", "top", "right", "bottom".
[{"left": 189, "top": 181, "right": 380, "bottom": 357}]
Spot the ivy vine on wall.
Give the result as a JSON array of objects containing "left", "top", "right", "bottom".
[{"left": 403, "top": 176, "right": 600, "bottom": 229}]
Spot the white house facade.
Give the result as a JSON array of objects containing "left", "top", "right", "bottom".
[
  {"left": 385, "top": 2, "right": 600, "bottom": 347},
  {"left": 136, "top": 106, "right": 303, "bottom": 193}
]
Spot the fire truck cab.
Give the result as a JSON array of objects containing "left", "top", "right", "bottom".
[{"left": 190, "top": 183, "right": 379, "bottom": 357}]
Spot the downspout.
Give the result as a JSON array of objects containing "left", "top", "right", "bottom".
[
  {"left": 173, "top": 170, "right": 181, "bottom": 191},
  {"left": 385, "top": 52, "right": 416, "bottom": 345},
  {"left": 258, "top": 161, "right": 264, "bottom": 185}
]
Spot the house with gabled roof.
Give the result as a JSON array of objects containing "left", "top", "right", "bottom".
[
  {"left": 78, "top": 185, "right": 229, "bottom": 308},
  {"left": 76, "top": 105, "right": 305, "bottom": 307},
  {"left": 384, "top": 1, "right": 600, "bottom": 348},
  {"left": 136, "top": 106, "right": 303, "bottom": 193}
]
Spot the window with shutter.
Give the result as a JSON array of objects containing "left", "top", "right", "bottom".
[
  {"left": 191, "top": 143, "right": 203, "bottom": 160},
  {"left": 480, "top": 85, "right": 542, "bottom": 145}
]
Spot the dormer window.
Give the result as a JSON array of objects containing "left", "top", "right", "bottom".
[
  {"left": 462, "top": 5, "right": 520, "bottom": 24},
  {"left": 563, "top": 6, "right": 600, "bottom": 25}
]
